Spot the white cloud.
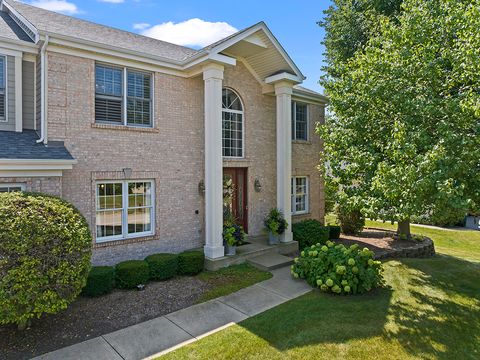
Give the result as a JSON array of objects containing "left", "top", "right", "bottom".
[
  {"left": 139, "top": 18, "right": 238, "bottom": 48},
  {"left": 28, "top": 0, "right": 79, "bottom": 15},
  {"left": 98, "top": 0, "right": 125, "bottom": 3},
  {"left": 133, "top": 22, "right": 151, "bottom": 30}
]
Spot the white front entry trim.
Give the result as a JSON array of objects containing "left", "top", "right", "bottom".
[
  {"left": 274, "top": 81, "right": 294, "bottom": 243},
  {"left": 203, "top": 63, "right": 225, "bottom": 259}
]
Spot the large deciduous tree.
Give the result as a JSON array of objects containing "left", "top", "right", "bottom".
[{"left": 319, "top": 0, "right": 480, "bottom": 236}]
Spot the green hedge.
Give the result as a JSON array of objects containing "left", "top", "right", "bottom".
[
  {"left": 292, "top": 219, "right": 330, "bottom": 250},
  {"left": 82, "top": 266, "right": 115, "bottom": 297},
  {"left": 328, "top": 225, "right": 341, "bottom": 240},
  {"left": 115, "top": 260, "right": 150, "bottom": 289},
  {"left": 145, "top": 253, "right": 178, "bottom": 281},
  {"left": 178, "top": 251, "right": 205, "bottom": 275},
  {"left": 0, "top": 192, "right": 92, "bottom": 328},
  {"left": 292, "top": 241, "right": 384, "bottom": 295}
]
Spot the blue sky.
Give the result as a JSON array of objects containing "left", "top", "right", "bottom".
[{"left": 26, "top": 0, "right": 331, "bottom": 92}]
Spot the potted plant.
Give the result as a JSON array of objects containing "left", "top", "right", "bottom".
[
  {"left": 264, "top": 208, "right": 288, "bottom": 245},
  {"left": 223, "top": 215, "right": 246, "bottom": 256}
]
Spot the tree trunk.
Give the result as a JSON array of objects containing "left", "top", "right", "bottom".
[{"left": 397, "top": 219, "right": 411, "bottom": 240}]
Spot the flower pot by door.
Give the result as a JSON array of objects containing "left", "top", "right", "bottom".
[
  {"left": 225, "top": 244, "right": 236, "bottom": 256},
  {"left": 268, "top": 232, "right": 279, "bottom": 245}
]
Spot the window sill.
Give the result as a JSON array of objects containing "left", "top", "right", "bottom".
[
  {"left": 94, "top": 233, "right": 156, "bottom": 248},
  {"left": 292, "top": 140, "right": 311, "bottom": 145},
  {"left": 92, "top": 123, "right": 159, "bottom": 133},
  {"left": 292, "top": 212, "right": 311, "bottom": 217}
]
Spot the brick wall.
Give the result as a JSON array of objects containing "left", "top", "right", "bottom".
[
  {"left": 46, "top": 52, "right": 325, "bottom": 265},
  {"left": 291, "top": 103, "right": 325, "bottom": 223},
  {"left": 0, "top": 177, "right": 62, "bottom": 196}
]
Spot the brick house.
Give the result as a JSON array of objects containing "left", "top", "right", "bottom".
[{"left": 0, "top": 0, "right": 327, "bottom": 266}]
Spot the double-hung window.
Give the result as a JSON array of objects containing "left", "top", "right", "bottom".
[
  {"left": 0, "top": 56, "right": 6, "bottom": 122},
  {"left": 292, "top": 101, "right": 308, "bottom": 141},
  {"left": 95, "top": 64, "right": 152, "bottom": 127},
  {"left": 291, "top": 176, "right": 309, "bottom": 215},
  {"left": 96, "top": 180, "right": 154, "bottom": 242}
]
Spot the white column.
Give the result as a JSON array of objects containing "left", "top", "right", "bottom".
[
  {"left": 274, "top": 82, "right": 293, "bottom": 242},
  {"left": 15, "top": 55, "right": 23, "bottom": 132},
  {"left": 203, "top": 64, "right": 225, "bottom": 259}
]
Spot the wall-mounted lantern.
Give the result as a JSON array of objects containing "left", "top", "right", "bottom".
[
  {"left": 254, "top": 178, "right": 262, "bottom": 192},
  {"left": 198, "top": 180, "right": 205, "bottom": 195},
  {"left": 123, "top": 168, "right": 132, "bottom": 179}
]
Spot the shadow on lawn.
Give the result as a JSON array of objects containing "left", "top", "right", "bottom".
[
  {"left": 238, "top": 255, "right": 479, "bottom": 359},
  {"left": 386, "top": 256, "right": 480, "bottom": 359}
]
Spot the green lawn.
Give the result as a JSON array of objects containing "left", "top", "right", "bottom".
[
  {"left": 196, "top": 263, "right": 273, "bottom": 304},
  {"left": 162, "top": 222, "right": 480, "bottom": 359}
]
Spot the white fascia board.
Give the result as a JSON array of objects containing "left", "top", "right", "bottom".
[
  {"left": 292, "top": 90, "right": 329, "bottom": 104},
  {"left": 0, "top": 158, "right": 77, "bottom": 171},
  {"left": 43, "top": 33, "right": 185, "bottom": 69},
  {"left": 183, "top": 52, "right": 236, "bottom": 72},
  {"left": 0, "top": 170, "right": 63, "bottom": 177},
  {"left": 0, "top": 38, "right": 38, "bottom": 54},
  {"left": 203, "top": 22, "right": 305, "bottom": 80},
  {"left": 265, "top": 72, "right": 303, "bottom": 85}
]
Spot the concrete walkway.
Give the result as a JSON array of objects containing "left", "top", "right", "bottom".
[{"left": 34, "top": 266, "right": 311, "bottom": 360}]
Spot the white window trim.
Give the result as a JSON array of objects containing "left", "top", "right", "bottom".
[
  {"left": 0, "top": 183, "right": 26, "bottom": 192},
  {"left": 222, "top": 88, "right": 245, "bottom": 159},
  {"left": 291, "top": 176, "right": 309, "bottom": 215},
  {"left": 95, "top": 62, "right": 154, "bottom": 128},
  {"left": 95, "top": 180, "right": 155, "bottom": 243},
  {"left": 292, "top": 101, "right": 309, "bottom": 141},
  {"left": 0, "top": 54, "right": 7, "bottom": 123}
]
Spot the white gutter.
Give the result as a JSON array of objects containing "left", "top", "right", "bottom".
[{"left": 36, "top": 35, "right": 49, "bottom": 144}]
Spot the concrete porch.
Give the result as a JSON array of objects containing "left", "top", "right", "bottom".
[{"left": 204, "top": 235, "right": 298, "bottom": 271}]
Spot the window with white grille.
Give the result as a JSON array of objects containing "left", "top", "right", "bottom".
[
  {"left": 291, "top": 176, "right": 309, "bottom": 215},
  {"left": 95, "top": 64, "right": 152, "bottom": 127},
  {"left": 222, "top": 88, "right": 244, "bottom": 158},
  {"left": 292, "top": 102, "right": 308, "bottom": 141},
  {"left": 96, "top": 180, "right": 155, "bottom": 242}
]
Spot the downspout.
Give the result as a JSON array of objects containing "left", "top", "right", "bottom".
[{"left": 36, "top": 35, "right": 49, "bottom": 144}]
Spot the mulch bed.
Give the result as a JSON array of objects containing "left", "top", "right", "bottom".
[
  {"left": 1, "top": 276, "right": 212, "bottom": 360},
  {"left": 336, "top": 229, "right": 415, "bottom": 257}
]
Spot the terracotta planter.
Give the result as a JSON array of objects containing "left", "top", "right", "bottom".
[{"left": 268, "top": 232, "right": 280, "bottom": 245}]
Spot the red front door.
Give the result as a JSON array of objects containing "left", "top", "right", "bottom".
[{"left": 223, "top": 167, "right": 248, "bottom": 233}]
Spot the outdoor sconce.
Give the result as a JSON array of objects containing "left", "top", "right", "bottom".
[
  {"left": 254, "top": 178, "right": 262, "bottom": 192},
  {"left": 198, "top": 180, "right": 205, "bottom": 195},
  {"left": 122, "top": 168, "right": 132, "bottom": 179}
]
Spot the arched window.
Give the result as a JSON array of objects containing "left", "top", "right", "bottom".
[{"left": 222, "top": 88, "right": 244, "bottom": 158}]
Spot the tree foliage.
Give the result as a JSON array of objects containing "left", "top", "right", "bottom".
[
  {"left": 320, "top": 0, "right": 403, "bottom": 78},
  {"left": 320, "top": 0, "right": 480, "bottom": 234}
]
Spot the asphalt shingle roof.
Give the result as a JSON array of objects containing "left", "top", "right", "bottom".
[
  {"left": 6, "top": 0, "right": 197, "bottom": 62},
  {"left": 0, "top": 130, "right": 74, "bottom": 160},
  {"left": 0, "top": 10, "right": 33, "bottom": 42}
]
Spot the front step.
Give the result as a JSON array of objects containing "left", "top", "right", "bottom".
[{"left": 247, "top": 253, "right": 294, "bottom": 271}]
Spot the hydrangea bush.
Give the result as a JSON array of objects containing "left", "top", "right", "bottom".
[{"left": 291, "top": 241, "right": 383, "bottom": 295}]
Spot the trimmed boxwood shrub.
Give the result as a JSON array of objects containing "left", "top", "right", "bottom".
[
  {"left": 291, "top": 241, "right": 384, "bottom": 295},
  {"left": 145, "top": 253, "right": 178, "bottom": 281},
  {"left": 292, "top": 219, "right": 330, "bottom": 250},
  {"left": 0, "top": 192, "right": 92, "bottom": 329},
  {"left": 177, "top": 251, "right": 204, "bottom": 275},
  {"left": 82, "top": 266, "right": 115, "bottom": 297},
  {"left": 115, "top": 260, "right": 149, "bottom": 289},
  {"left": 328, "top": 225, "right": 341, "bottom": 240}
]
